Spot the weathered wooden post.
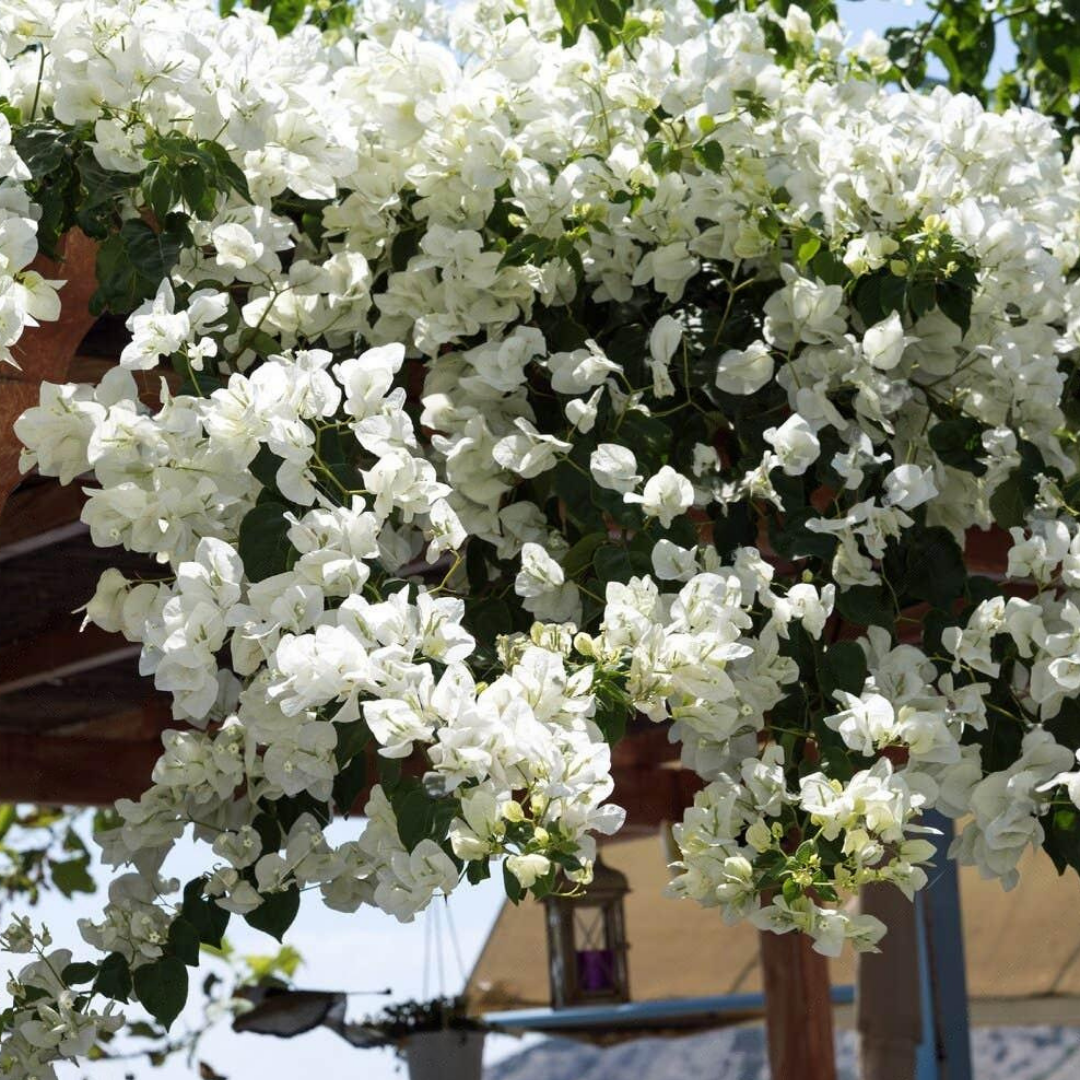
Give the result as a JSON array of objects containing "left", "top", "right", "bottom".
[{"left": 759, "top": 928, "right": 837, "bottom": 1080}]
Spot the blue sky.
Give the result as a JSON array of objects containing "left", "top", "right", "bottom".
[{"left": 9, "top": 2, "right": 1019, "bottom": 1079}]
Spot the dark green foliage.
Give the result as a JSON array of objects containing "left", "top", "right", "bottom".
[
  {"left": 93, "top": 952, "right": 133, "bottom": 1003},
  {"left": 243, "top": 887, "right": 301, "bottom": 941},
  {"left": 134, "top": 956, "right": 189, "bottom": 1030},
  {"left": 237, "top": 502, "right": 295, "bottom": 581},
  {"left": 180, "top": 878, "right": 230, "bottom": 949},
  {"left": 886, "top": 1, "right": 1080, "bottom": 142}
]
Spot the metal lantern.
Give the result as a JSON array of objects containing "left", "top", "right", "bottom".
[{"left": 543, "top": 855, "right": 630, "bottom": 1008}]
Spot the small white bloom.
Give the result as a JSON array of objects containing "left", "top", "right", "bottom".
[
  {"left": 590, "top": 444, "right": 641, "bottom": 494},
  {"left": 624, "top": 466, "right": 694, "bottom": 527}
]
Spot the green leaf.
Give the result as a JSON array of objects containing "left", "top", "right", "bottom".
[
  {"left": 243, "top": 887, "right": 300, "bottom": 942},
  {"left": 249, "top": 445, "right": 286, "bottom": 495},
  {"left": 264, "top": 0, "right": 307, "bottom": 34},
  {"left": 14, "top": 123, "right": 77, "bottom": 177},
  {"left": 989, "top": 470, "right": 1034, "bottom": 529},
  {"left": 179, "top": 164, "right": 214, "bottom": 219},
  {"left": 879, "top": 274, "right": 907, "bottom": 316},
  {"left": 835, "top": 585, "right": 893, "bottom": 630},
  {"left": 126, "top": 1021, "right": 164, "bottom": 1039},
  {"left": 251, "top": 813, "right": 282, "bottom": 857},
  {"left": 201, "top": 140, "right": 251, "bottom": 203},
  {"left": 463, "top": 596, "right": 514, "bottom": 645},
  {"left": 181, "top": 878, "right": 230, "bottom": 948},
  {"left": 92, "top": 218, "right": 187, "bottom": 314},
  {"left": 853, "top": 274, "right": 883, "bottom": 326},
  {"left": 332, "top": 753, "right": 367, "bottom": 816},
  {"left": 810, "top": 246, "right": 847, "bottom": 286},
  {"left": 167, "top": 917, "right": 201, "bottom": 967},
  {"left": 331, "top": 722, "right": 370, "bottom": 814},
  {"left": 928, "top": 417, "right": 987, "bottom": 476},
  {"left": 50, "top": 856, "right": 94, "bottom": 897},
  {"left": 94, "top": 952, "right": 132, "bottom": 1003},
  {"left": 551, "top": 460, "right": 605, "bottom": 532},
  {"left": 768, "top": 506, "right": 837, "bottom": 562},
  {"left": 391, "top": 781, "right": 456, "bottom": 851},
  {"left": 62, "top": 961, "right": 99, "bottom": 986},
  {"left": 498, "top": 233, "right": 554, "bottom": 270},
  {"left": 593, "top": 544, "right": 650, "bottom": 584},
  {"left": 819, "top": 641, "right": 869, "bottom": 699},
  {"left": 908, "top": 277, "right": 936, "bottom": 319},
  {"left": 143, "top": 163, "right": 177, "bottom": 219},
  {"left": 561, "top": 532, "right": 608, "bottom": 579},
  {"left": 466, "top": 859, "right": 492, "bottom": 885},
  {"left": 890, "top": 526, "right": 968, "bottom": 611},
  {"left": 75, "top": 150, "right": 139, "bottom": 238},
  {"left": 794, "top": 228, "right": 821, "bottom": 267},
  {"left": 692, "top": 141, "right": 725, "bottom": 172},
  {"left": 237, "top": 501, "right": 294, "bottom": 581},
  {"left": 593, "top": 679, "right": 630, "bottom": 744},
  {"left": 134, "top": 956, "right": 188, "bottom": 1031},
  {"left": 502, "top": 860, "right": 524, "bottom": 904},
  {"left": 936, "top": 280, "right": 973, "bottom": 336}
]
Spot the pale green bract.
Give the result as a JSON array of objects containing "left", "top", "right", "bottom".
[{"left": 4, "top": 0, "right": 1080, "bottom": 1070}]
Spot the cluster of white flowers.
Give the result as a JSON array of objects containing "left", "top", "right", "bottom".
[
  {"left": 0, "top": 116, "right": 60, "bottom": 369},
  {"left": 5, "top": 0, "right": 1080, "bottom": 1064}
]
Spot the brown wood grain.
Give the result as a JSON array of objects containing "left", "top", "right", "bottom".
[{"left": 760, "top": 924, "right": 838, "bottom": 1080}]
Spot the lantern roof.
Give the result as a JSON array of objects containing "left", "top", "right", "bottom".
[{"left": 577, "top": 855, "right": 629, "bottom": 900}]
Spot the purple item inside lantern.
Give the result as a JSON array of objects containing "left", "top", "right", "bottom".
[{"left": 576, "top": 948, "right": 615, "bottom": 991}]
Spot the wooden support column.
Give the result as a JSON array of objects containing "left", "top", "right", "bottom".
[
  {"left": 759, "top": 927, "right": 837, "bottom": 1080},
  {"left": 0, "top": 229, "right": 99, "bottom": 511},
  {"left": 857, "top": 884, "right": 922, "bottom": 1080}
]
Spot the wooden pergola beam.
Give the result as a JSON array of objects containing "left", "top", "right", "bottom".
[
  {"left": 0, "top": 621, "right": 140, "bottom": 697},
  {"left": 0, "top": 481, "right": 90, "bottom": 562},
  {"left": 0, "top": 728, "right": 161, "bottom": 804},
  {"left": 0, "top": 714, "right": 703, "bottom": 826}
]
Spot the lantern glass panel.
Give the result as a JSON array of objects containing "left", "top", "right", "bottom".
[{"left": 572, "top": 902, "right": 617, "bottom": 994}]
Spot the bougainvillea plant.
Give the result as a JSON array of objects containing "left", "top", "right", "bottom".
[{"left": 3, "top": 0, "right": 1080, "bottom": 1071}]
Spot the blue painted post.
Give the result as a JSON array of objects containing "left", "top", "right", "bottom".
[
  {"left": 921, "top": 810, "right": 973, "bottom": 1080},
  {"left": 914, "top": 892, "right": 938, "bottom": 1080}
]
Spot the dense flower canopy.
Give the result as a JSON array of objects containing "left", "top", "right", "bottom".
[{"left": 4, "top": 0, "right": 1080, "bottom": 1070}]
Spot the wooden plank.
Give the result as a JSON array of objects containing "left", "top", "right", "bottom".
[
  {"left": 0, "top": 620, "right": 140, "bottom": 697},
  {"left": 857, "top": 884, "right": 922, "bottom": 1080},
  {"left": 0, "top": 729, "right": 162, "bottom": 804},
  {"left": 0, "top": 712, "right": 702, "bottom": 826},
  {"left": 0, "top": 481, "right": 89, "bottom": 562},
  {"left": 760, "top": 923, "right": 837, "bottom": 1080},
  {"left": 609, "top": 762, "right": 701, "bottom": 835},
  {"left": 48, "top": 701, "right": 173, "bottom": 741}
]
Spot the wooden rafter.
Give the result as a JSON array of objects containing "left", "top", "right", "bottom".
[
  {"left": 0, "top": 620, "right": 140, "bottom": 697},
  {"left": 0, "top": 700, "right": 702, "bottom": 825},
  {"left": 0, "top": 728, "right": 162, "bottom": 805},
  {"left": 0, "top": 481, "right": 90, "bottom": 562}
]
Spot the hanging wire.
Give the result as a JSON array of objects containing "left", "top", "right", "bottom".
[
  {"left": 433, "top": 898, "right": 446, "bottom": 998},
  {"left": 422, "top": 893, "right": 469, "bottom": 1001},
  {"left": 443, "top": 896, "right": 468, "bottom": 988},
  {"left": 422, "top": 896, "right": 433, "bottom": 1000}
]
